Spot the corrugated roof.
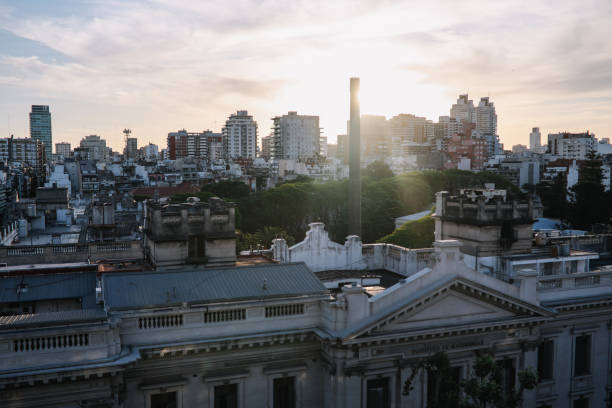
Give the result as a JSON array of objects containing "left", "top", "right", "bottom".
[
  {"left": 0, "top": 308, "right": 107, "bottom": 330},
  {"left": 103, "top": 262, "right": 328, "bottom": 310},
  {"left": 0, "top": 272, "right": 97, "bottom": 308}
]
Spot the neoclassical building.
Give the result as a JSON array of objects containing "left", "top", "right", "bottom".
[
  {"left": 1, "top": 237, "right": 611, "bottom": 407},
  {"left": 1, "top": 192, "right": 612, "bottom": 407}
]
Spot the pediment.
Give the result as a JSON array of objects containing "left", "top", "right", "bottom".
[
  {"left": 373, "top": 291, "right": 515, "bottom": 333},
  {"left": 345, "top": 277, "right": 552, "bottom": 342}
]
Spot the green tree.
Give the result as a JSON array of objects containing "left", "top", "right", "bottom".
[
  {"left": 377, "top": 215, "right": 435, "bottom": 248},
  {"left": 201, "top": 180, "right": 251, "bottom": 201},
  {"left": 363, "top": 160, "right": 394, "bottom": 180},
  {"left": 568, "top": 150, "right": 612, "bottom": 230},
  {"left": 403, "top": 352, "right": 461, "bottom": 408},
  {"left": 403, "top": 353, "right": 537, "bottom": 408},
  {"left": 237, "top": 226, "right": 295, "bottom": 253},
  {"left": 535, "top": 173, "right": 568, "bottom": 220},
  {"left": 460, "top": 354, "right": 537, "bottom": 408}
]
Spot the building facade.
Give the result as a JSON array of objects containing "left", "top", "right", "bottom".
[
  {"left": 530, "top": 127, "right": 542, "bottom": 150},
  {"left": 29, "top": 105, "right": 52, "bottom": 159},
  {"left": 55, "top": 142, "right": 71, "bottom": 158},
  {"left": 223, "top": 111, "right": 258, "bottom": 160},
  {"left": 548, "top": 132, "right": 596, "bottom": 160},
  {"left": 80, "top": 135, "right": 111, "bottom": 162},
  {"left": 271, "top": 112, "right": 321, "bottom": 160}
]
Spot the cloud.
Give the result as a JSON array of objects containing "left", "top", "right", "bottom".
[{"left": 1, "top": 0, "right": 612, "bottom": 149}]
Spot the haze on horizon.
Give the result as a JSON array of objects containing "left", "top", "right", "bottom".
[{"left": 1, "top": 0, "right": 611, "bottom": 151}]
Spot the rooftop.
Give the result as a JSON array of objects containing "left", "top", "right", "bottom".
[{"left": 103, "top": 262, "right": 328, "bottom": 311}]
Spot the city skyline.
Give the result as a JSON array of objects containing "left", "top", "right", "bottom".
[{"left": 1, "top": 0, "right": 611, "bottom": 151}]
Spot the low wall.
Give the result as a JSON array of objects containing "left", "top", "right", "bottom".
[
  {"left": 271, "top": 223, "right": 433, "bottom": 277},
  {"left": 0, "top": 241, "right": 144, "bottom": 266},
  {"left": 362, "top": 244, "right": 434, "bottom": 276}
]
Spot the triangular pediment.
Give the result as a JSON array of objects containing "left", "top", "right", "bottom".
[
  {"left": 344, "top": 276, "right": 552, "bottom": 342},
  {"left": 373, "top": 290, "right": 515, "bottom": 333}
]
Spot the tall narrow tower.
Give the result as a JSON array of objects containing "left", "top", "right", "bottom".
[{"left": 348, "top": 77, "right": 361, "bottom": 237}]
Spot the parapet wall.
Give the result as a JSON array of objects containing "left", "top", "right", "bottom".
[
  {"left": 0, "top": 241, "right": 143, "bottom": 266},
  {"left": 271, "top": 223, "right": 433, "bottom": 276}
]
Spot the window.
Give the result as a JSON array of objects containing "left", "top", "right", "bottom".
[
  {"left": 273, "top": 377, "right": 295, "bottom": 408},
  {"left": 215, "top": 383, "right": 238, "bottom": 408},
  {"left": 538, "top": 340, "right": 554, "bottom": 381},
  {"left": 498, "top": 358, "right": 516, "bottom": 397},
  {"left": 573, "top": 397, "right": 589, "bottom": 408},
  {"left": 150, "top": 392, "right": 177, "bottom": 408},
  {"left": 574, "top": 335, "right": 591, "bottom": 376},
  {"left": 367, "top": 378, "right": 390, "bottom": 408},
  {"left": 188, "top": 235, "right": 206, "bottom": 259}
]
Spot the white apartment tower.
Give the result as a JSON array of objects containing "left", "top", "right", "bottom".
[
  {"left": 271, "top": 111, "right": 321, "bottom": 160},
  {"left": 530, "top": 127, "right": 541, "bottom": 150},
  {"left": 222, "top": 110, "right": 258, "bottom": 160},
  {"left": 476, "top": 97, "right": 497, "bottom": 135}
]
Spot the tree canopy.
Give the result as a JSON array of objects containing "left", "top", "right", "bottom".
[{"left": 234, "top": 169, "right": 523, "bottom": 247}]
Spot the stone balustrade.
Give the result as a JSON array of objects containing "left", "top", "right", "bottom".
[{"left": 0, "top": 240, "right": 143, "bottom": 266}]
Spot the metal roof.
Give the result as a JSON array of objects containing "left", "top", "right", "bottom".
[
  {"left": 0, "top": 272, "right": 97, "bottom": 308},
  {"left": 103, "top": 262, "right": 328, "bottom": 310}
]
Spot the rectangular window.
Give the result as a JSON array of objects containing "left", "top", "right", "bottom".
[
  {"left": 273, "top": 377, "right": 296, "bottom": 408},
  {"left": 151, "top": 391, "right": 177, "bottom": 408},
  {"left": 214, "top": 384, "right": 238, "bottom": 408},
  {"left": 367, "top": 378, "right": 390, "bottom": 408},
  {"left": 574, "top": 335, "right": 591, "bottom": 376},
  {"left": 538, "top": 340, "right": 554, "bottom": 381},
  {"left": 498, "top": 358, "right": 516, "bottom": 396},
  {"left": 188, "top": 235, "right": 206, "bottom": 258}
]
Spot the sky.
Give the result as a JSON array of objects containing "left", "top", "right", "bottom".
[{"left": 1, "top": 0, "right": 611, "bottom": 151}]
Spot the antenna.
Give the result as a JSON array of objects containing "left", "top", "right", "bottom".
[{"left": 123, "top": 128, "right": 131, "bottom": 147}]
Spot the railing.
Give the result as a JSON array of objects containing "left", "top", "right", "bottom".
[
  {"left": 138, "top": 314, "right": 183, "bottom": 329},
  {"left": 13, "top": 333, "right": 90, "bottom": 352},
  {"left": 0, "top": 240, "right": 143, "bottom": 266},
  {"left": 538, "top": 269, "right": 612, "bottom": 290},
  {"left": 204, "top": 309, "right": 246, "bottom": 323},
  {"left": 265, "top": 304, "right": 304, "bottom": 318}
]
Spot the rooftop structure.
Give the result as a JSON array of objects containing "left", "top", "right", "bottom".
[{"left": 143, "top": 196, "right": 236, "bottom": 267}]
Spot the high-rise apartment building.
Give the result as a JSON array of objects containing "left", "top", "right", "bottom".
[
  {"left": 529, "top": 127, "right": 541, "bottom": 150},
  {"left": 336, "top": 134, "right": 349, "bottom": 164},
  {"left": 167, "top": 130, "right": 221, "bottom": 161},
  {"left": 125, "top": 137, "right": 138, "bottom": 160},
  {"left": 356, "top": 114, "right": 389, "bottom": 162},
  {"left": 475, "top": 97, "right": 497, "bottom": 135},
  {"left": 271, "top": 111, "right": 320, "bottom": 160},
  {"left": 222, "top": 111, "right": 258, "bottom": 160},
  {"left": 7, "top": 137, "right": 46, "bottom": 172},
  {"left": 30, "top": 105, "right": 52, "bottom": 159},
  {"left": 388, "top": 114, "right": 433, "bottom": 157},
  {"left": 261, "top": 135, "right": 272, "bottom": 160},
  {"left": 79, "top": 135, "right": 110, "bottom": 162},
  {"left": 55, "top": 142, "right": 71, "bottom": 158},
  {"left": 450, "top": 94, "right": 475, "bottom": 123},
  {"left": 548, "top": 131, "right": 596, "bottom": 160}
]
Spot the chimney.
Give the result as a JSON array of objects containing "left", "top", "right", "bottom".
[{"left": 349, "top": 77, "right": 361, "bottom": 237}]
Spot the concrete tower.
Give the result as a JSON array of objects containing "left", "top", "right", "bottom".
[{"left": 349, "top": 78, "right": 361, "bottom": 237}]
